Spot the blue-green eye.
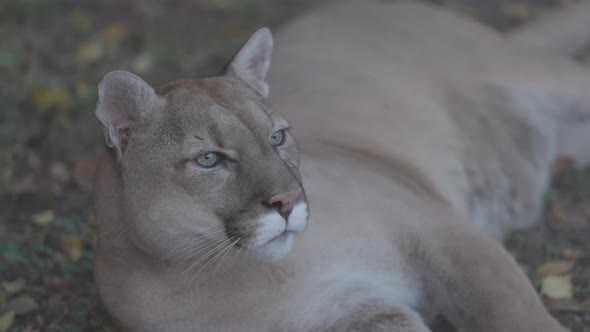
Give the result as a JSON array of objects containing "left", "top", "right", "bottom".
[
  {"left": 195, "top": 152, "right": 219, "bottom": 168},
  {"left": 269, "top": 130, "right": 285, "bottom": 146}
]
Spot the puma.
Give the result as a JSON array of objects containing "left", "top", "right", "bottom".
[{"left": 94, "top": 1, "right": 590, "bottom": 331}]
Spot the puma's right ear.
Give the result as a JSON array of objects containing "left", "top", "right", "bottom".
[
  {"left": 96, "top": 70, "right": 165, "bottom": 160},
  {"left": 225, "top": 28, "right": 273, "bottom": 98}
]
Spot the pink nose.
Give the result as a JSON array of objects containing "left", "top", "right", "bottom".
[{"left": 265, "top": 188, "right": 303, "bottom": 220}]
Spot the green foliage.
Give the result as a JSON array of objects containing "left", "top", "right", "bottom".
[
  {"left": 0, "top": 240, "right": 27, "bottom": 265},
  {"left": 0, "top": 49, "right": 23, "bottom": 70}
]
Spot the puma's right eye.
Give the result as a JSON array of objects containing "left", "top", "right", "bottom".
[
  {"left": 269, "top": 130, "right": 285, "bottom": 146},
  {"left": 194, "top": 152, "right": 219, "bottom": 168}
]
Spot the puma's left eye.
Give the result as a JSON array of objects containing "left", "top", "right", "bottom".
[
  {"left": 195, "top": 152, "right": 219, "bottom": 168},
  {"left": 269, "top": 130, "right": 285, "bottom": 146}
]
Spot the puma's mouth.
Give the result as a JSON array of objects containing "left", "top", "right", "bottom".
[
  {"left": 251, "top": 202, "right": 308, "bottom": 262},
  {"left": 253, "top": 231, "right": 296, "bottom": 262},
  {"left": 271, "top": 229, "right": 295, "bottom": 241}
]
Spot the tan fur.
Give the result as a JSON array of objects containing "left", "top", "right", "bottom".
[{"left": 94, "top": 1, "right": 590, "bottom": 331}]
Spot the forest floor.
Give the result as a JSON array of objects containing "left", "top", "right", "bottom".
[{"left": 0, "top": 0, "right": 588, "bottom": 331}]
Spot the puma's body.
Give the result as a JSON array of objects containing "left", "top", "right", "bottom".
[
  {"left": 94, "top": 1, "right": 590, "bottom": 331},
  {"left": 270, "top": 1, "right": 590, "bottom": 240}
]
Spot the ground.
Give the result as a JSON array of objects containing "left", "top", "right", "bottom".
[{"left": 0, "top": 0, "right": 588, "bottom": 331}]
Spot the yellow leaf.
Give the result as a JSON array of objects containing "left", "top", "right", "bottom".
[
  {"left": 536, "top": 261, "right": 573, "bottom": 277},
  {"left": 31, "top": 85, "right": 72, "bottom": 113},
  {"left": 541, "top": 275, "right": 573, "bottom": 300},
  {"left": 101, "top": 22, "right": 128, "bottom": 46},
  {"left": 132, "top": 52, "right": 154, "bottom": 74},
  {"left": 75, "top": 41, "right": 104, "bottom": 64},
  {"left": 75, "top": 81, "right": 91, "bottom": 98},
  {"left": 1, "top": 279, "right": 25, "bottom": 294},
  {"left": 32, "top": 210, "right": 55, "bottom": 226},
  {"left": 551, "top": 205, "right": 570, "bottom": 224},
  {"left": 62, "top": 235, "right": 83, "bottom": 262},
  {"left": 0, "top": 311, "right": 14, "bottom": 332}
]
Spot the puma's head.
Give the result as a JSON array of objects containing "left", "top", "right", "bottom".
[{"left": 96, "top": 28, "right": 308, "bottom": 263}]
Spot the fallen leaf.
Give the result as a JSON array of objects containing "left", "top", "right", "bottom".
[
  {"left": 49, "top": 162, "right": 70, "bottom": 183},
  {"left": 26, "top": 151, "right": 42, "bottom": 171},
  {"left": 541, "top": 275, "right": 573, "bottom": 300},
  {"left": 550, "top": 205, "right": 570, "bottom": 224},
  {"left": 1, "top": 279, "right": 25, "bottom": 294},
  {"left": 6, "top": 295, "right": 38, "bottom": 315},
  {"left": 8, "top": 175, "right": 35, "bottom": 194},
  {"left": 74, "top": 81, "right": 91, "bottom": 99},
  {"left": 32, "top": 210, "right": 55, "bottom": 226},
  {"left": 31, "top": 85, "right": 72, "bottom": 113},
  {"left": 545, "top": 298, "right": 590, "bottom": 312},
  {"left": 581, "top": 299, "right": 590, "bottom": 310},
  {"left": 101, "top": 22, "right": 128, "bottom": 46},
  {"left": 132, "top": 52, "right": 154, "bottom": 74},
  {"left": 0, "top": 311, "right": 14, "bottom": 332},
  {"left": 551, "top": 156, "right": 575, "bottom": 176},
  {"left": 563, "top": 248, "right": 586, "bottom": 260},
  {"left": 536, "top": 261, "right": 574, "bottom": 277},
  {"left": 75, "top": 41, "right": 104, "bottom": 64},
  {"left": 62, "top": 235, "right": 83, "bottom": 262}
]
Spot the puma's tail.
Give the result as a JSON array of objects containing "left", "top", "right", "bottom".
[{"left": 508, "top": 1, "right": 590, "bottom": 57}]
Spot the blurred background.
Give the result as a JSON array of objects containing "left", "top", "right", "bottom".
[{"left": 0, "top": 0, "right": 588, "bottom": 331}]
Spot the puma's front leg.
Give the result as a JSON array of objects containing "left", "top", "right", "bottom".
[
  {"left": 418, "top": 218, "right": 568, "bottom": 332},
  {"left": 324, "top": 304, "right": 431, "bottom": 332}
]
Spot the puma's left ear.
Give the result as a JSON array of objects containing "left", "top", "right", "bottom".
[{"left": 226, "top": 28, "right": 273, "bottom": 98}]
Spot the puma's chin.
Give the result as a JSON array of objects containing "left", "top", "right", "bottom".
[
  {"left": 252, "top": 202, "right": 308, "bottom": 262},
  {"left": 253, "top": 231, "right": 296, "bottom": 262}
]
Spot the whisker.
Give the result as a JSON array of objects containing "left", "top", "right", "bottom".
[
  {"left": 173, "top": 238, "right": 222, "bottom": 264},
  {"left": 169, "top": 226, "right": 231, "bottom": 262},
  {"left": 177, "top": 239, "right": 227, "bottom": 263},
  {"left": 177, "top": 237, "right": 233, "bottom": 279},
  {"left": 191, "top": 239, "right": 235, "bottom": 281},
  {"left": 213, "top": 238, "right": 240, "bottom": 274},
  {"left": 223, "top": 238, "right": 244, "bottom": 273},
  {"left": 166, "top": 237, "right": 205, "bottom": 258},
  {"left": 241, "top": 242, "right": 252, "bottom": 266},
  {"left": 183, "top": 237, "right": 232, "bottom": 264}
]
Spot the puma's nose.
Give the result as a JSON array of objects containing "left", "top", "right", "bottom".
[{"left": 265, "top": 188, "right": 303, "bottom": 220}]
